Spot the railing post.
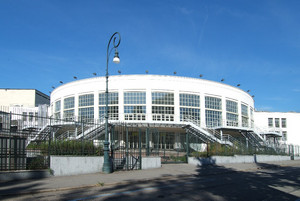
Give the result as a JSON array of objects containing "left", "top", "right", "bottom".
[
  {"left": 126, "top": 126, "right": 129, "bottom": 170},
  {"left": 186, "top": 131, "right": 189, "bottom": 162},
  {"left": 8, "top": 112, "right": 12, "bottom": 170},
  {"left": 157, "top": 130, "right": 160, "bottom": 155},
  {"left": 146, "top": 128, "right": 150, "bottom": 156},
  {"left": 48, "top": 117, "right": 52, "bottom": 168},
  {"left": 139, "top": 128, "right": 142, "bottom": 170},
  {"left": 111, "top": 125, "right": 114, "bottom": 161},
  {"left": 81, "top": 121, "right": 84, "bottom": 155}
]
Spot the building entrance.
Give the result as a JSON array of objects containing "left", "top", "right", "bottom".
[{"left": 110, "top": 124, "right": 188, "bottom": 171}]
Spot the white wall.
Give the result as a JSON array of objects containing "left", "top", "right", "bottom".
[{"left": 0, "top": 89, "right": 36, "bottom": 107}]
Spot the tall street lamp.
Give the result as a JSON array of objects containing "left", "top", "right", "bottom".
[{"left": 103, "top": 32, "right": 121, "bottom": 173}]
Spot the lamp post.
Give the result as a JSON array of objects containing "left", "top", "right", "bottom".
[{"left": 103, "top": 32, "right": 121, "bottom": 173}]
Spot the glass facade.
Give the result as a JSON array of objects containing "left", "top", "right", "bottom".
[
  {"left": 250, "top": 107, "right": 254, "bottom": 128},
  {"left": 226, "top": 100, "right": 238, "bottom": 127},
  {"left": 99, "top": 92, "right": 118, "bottom": 105},
  {"left": 63, "top": 97, "right": 74, "bottom": 120},
  {"left": 78, "top": 94, "right": 94, "bottom": 122},
  {"left": 180, "top": 94, "right": 200, "bottom": 125},
  {"left": 180, "top": 108, "right": 200, "bottom": 125},
  {"left": 205, "top": 96, "right": 222, "bottom": 127},
  {"left": 205, "top": 96, "right": 222, "bottom": 110},
  {"left": 79, "top": 94, "right": 94, "bottom": 107},
  {"left": 50, "top": 84, "right": 256, "bottom": 130},
  {"left": 64, "top": 97, "right": 74, "bottom": 109},
  {"left": 205, "top": 110, "right": 222, "bottom": 127},
  {"left": 124, "top": 92, "right": 146, "bottom": 104},
  {"left": 241, "top": 104, "right": 248, "bottom": 127},
  {"left": 79, "top": 107, "right": 94, "bottom": 122},
  {"left": 124, "top": 106, "right": 146, "bottom": 120},
  {"left": 152, "top": 92, "right": 174, "bottom": 105},
  {"left": 152, "top": 92, "right": 174, "bottom": 121},
  {"left": 99, "top": 92, "right": 119, "bottom": 120},
  {"left": 180, "top": 94, "right": 200, "bottom": 107},
  {"left": 152, "top": 106, "right": 174, "bottom": 121},
  {"left": 99, "top": 106, "right": 119, "bottom": 120},
  {"left": 54, "top": 100, "right": 61, "bottom": 119},
  {"left": 124, "top": 92, "right": 146, "bottom": 120}
]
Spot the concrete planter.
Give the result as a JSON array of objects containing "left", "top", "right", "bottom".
[
  {"left": 141, "top": 156, "right": 161, "bottom": 170},
  {"left": 50, "top": 156, "right": 104, "bottom": 176},
  {"left": 188, "top": 155, "right": 291, "bottom": 166},
  {"left": 50, "top": 156, "right": 161, "bottom": 176}
]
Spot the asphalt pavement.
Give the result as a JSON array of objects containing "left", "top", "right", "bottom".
[{"left": 1, "top": 160, "right": 300, "bottom": 199}]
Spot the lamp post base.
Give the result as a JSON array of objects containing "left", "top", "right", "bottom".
[{"left": 102, "top": 141, "right": 112, "bottom": 173}]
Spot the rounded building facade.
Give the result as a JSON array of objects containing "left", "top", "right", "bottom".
[{"left": 50, "top": 75, "right": 254, "bottom": 129}]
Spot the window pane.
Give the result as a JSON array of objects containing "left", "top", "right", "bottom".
[
  {"left": 99, "top": 92, "right": 118, "bottom": 105},
  {"left": 124, "top": 92, "right": 146, "bottom": 104},
  {"left": 180, "top": 107, "right": 200, "bottom": 125},
  {"left": 180, "top": 94, "right": 200, "bottom": 107},
  {"left": 55, "top": 100, "right": 61, "bottom": 112},
  {"left": 226, "top": 100, "right": 238, "bottom": 114},
  {"left": 205, "top": 96, "right": 221, "bottom": 110},
  {"left": 152, "top": 92, "right": 174, "bottom": 105},
  {"left": 205, "top": 110, "right": 222, "bottom": 127},
  {"left": 275, "top": 118, "right": 280, "bottom": 128},
  {"left": 268, "top": 118, "right": 273, "bottom": 127},
  {"left": 64, "top": 97, "right": 74, "bottom": 109},
  {"left": 281, "top": 118, "right": 286, "bottom": 128},
  {"left": 79, "top": 94, "right": 94, "bottom": 107},
  {"left": 241, "top": 104, "right": 248, "bottom": 117},
  {"left": 99, "top": 106, "right": 119, "bottom": 120},
  {"left": 79, "top": 107, "right": 94, "bottom": 121}
]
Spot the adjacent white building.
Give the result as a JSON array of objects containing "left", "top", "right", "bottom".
[
  {"left": 254, "top": 111, "right": 300, "bottom": 146},
  {"left": 0, "top": 89, "right": 49, "bottom": 131},
  {"left": 0, "top": 89, "right": 50, "bottom": 107}
]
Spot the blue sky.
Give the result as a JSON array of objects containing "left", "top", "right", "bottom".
[{"left": 1, "top": 0, "right": 300, "bottom": 112}]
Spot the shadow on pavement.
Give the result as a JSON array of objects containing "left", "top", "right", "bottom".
[{"left": 58, "top": 160, "right": 300, "bottom": 201}]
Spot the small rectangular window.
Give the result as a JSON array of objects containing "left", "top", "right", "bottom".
[
  {"left": 268, "top": 118, "right": 273, "bottom": 127},
  {"left": 282, "top": 131, "right": 287, "bottom": 141},
  {"left": 281, "top": 118, "right": 287, "bottom": 128},
  {"left": 275, "top": 118, "right": 280, "bottom": 128}
]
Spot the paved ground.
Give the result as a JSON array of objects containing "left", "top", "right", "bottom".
[{"left": 1, "top": 160, "right": 300, "bottom": 200}]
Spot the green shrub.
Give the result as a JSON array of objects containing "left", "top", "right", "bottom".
[{"left": 27, "top": 140, "right": 104, "bottom": 156}]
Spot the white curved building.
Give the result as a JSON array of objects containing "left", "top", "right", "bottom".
[
  {"left": 47, "top": 74, "right": 300, "bottom": 159},
  {"left": 50, "top": 74, "right": 254, "bottom": 130}
]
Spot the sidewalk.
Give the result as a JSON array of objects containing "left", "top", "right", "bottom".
[{"left": 1, "top": 160, "right": 300, "bottom": 197}]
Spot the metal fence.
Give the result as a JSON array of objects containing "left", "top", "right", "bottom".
[
  {"left": 0, "top": 110, "right": 104, "bottom": 171},
  {"left": 1, "top": 108, "right": 299, "bottom": 172},
  {"left": 110, "top": 123, "right": 160, "bottom": 170},
  {"left": 187, "top": 133, "right": 299, "bottom": 158}
]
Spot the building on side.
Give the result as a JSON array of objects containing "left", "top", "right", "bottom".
[
  {"left": 254, "top": 111, "right": 300, "bottom": 146},
  {"left": 0, "top": 89, "right": 49, "bottom": 134},
  {"left": 0, "top": 89, "right": 50, "bottom": 107}
]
